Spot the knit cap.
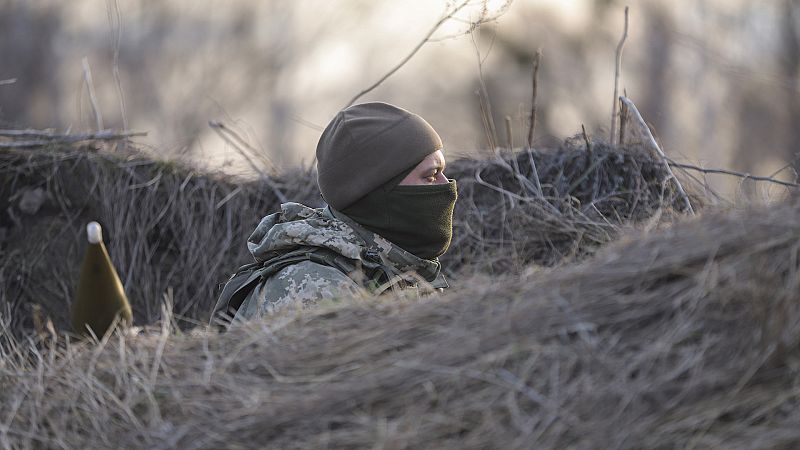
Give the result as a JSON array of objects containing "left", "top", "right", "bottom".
[{"left": 316, "top": 102, "right": 442, "bottom": 210}]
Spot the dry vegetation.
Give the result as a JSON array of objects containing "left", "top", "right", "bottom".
[
  {"left": 4, "top": 3, "right": 798, "bottom": 448},
  {"left": 446, "top": 138, "right": 696, "bottom": 273},
  {"left": 7, "top": 138, "right": 798, "bottom": 449},
  {"left": 0, "top": 143, "right": 314, "bottom": 336},
  {"left": 0, "top": 137, "right": 685, "bottom": 337}
]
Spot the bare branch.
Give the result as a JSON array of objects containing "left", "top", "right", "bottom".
[
  {"left": 208, "top": 121, "right": 275, "bottom": 171},
  {"left": 345, "top": 1, "right": 471, "bottom": 107},
  {"left": 610, "top": 6, "right": 629, "bottom": 146},
  {"left": 106, "top": 0, "right": 128, "bottom": 133},
  {"left": 0, "top": 78, "right": 16, "bottom": 86},
  {"left": 581, "top": 124, "right": 592, "bottom": 155},
  {"left": 619, "top": 96, "right": 694, "bottom": 214},
  {"left": 504, "top": 115, "right": 513, "bottom": 149},
  {"left": 0, "top": 129, "right": 57, "bottom": 138},
  {"left": 471, "top": 26, "right": 498, "bottom": 150},
  {"left": 618, "top": 97, "right": 628, "bottom": 144},
  {"left": 667, "top": 160, "right": 800, "bottom": 188},
  {"left": 345, "top": 1, "right": 514, "bottom": 107},
  {"left": 290, "top": 115, "right": 324, "bottom": 132},
  {"left": 82, "top": 57, "right": 104, "bottom": 132},
  {"left": 476, "top": 90, "right": 495, "bottom": 150},
  {"left": 425, "top": 0, "right": 514, "bottom": 42},
  {"left": 0, "top": 130, "right": 147, "bottom": 148},
  {"left": 527, "top": 49, "right": 542, "bottom": 149},
  {"left": 208, "top": 121, "right": 287, "bottom": 202}
]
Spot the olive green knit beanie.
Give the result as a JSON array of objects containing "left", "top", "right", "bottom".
[{"left": 316, "top": 102, "right": 443, "bottom": 210}]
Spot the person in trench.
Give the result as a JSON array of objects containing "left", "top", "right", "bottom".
[{"left": 212, "top": 102, "right": 457, "bottom": 324}]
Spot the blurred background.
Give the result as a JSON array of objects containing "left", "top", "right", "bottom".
[{"left": 2, "top": 0, "right": 799, "bottom": 194}]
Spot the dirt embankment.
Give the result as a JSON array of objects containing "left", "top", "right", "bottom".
[
  {"left": 0, "top": 140, "right": 683, "bottom": 335},
  {"left": 1, "top": 187, "right": 798, "bottom": 449}
]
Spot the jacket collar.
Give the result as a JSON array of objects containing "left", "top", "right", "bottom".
[{"left": 324, "top": 206, "right": 448, "bottom": 288}]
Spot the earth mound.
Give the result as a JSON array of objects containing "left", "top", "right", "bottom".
[
  {"left": 0, "top": 139, "right": 684, "bottom": 335},
  {"left": 1, "top": 194, "right": 797, "bottom": 449}
]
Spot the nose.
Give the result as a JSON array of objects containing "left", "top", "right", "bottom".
[{"left": 434, "top": 172, "right": 448, "bottom": 184}]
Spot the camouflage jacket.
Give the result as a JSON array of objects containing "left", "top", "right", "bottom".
[{"left": 211, "top": 202, "right": 448, "bottom": 323}]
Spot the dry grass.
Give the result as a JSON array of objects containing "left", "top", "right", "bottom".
[
  {"left": 0, "top": 144, "right": 318, "bottom": 336},
  {"left": 2, "top": 137, "right": 751, "bottom": 448},
  {"left": 0, "top": 137, "right": 684, "bottom": 337},
  {"left": 2, "top": 193, "right": 799, "bottom": 449},
  {"left": 444, "top": 139, "right": 696, "bottom": 273}
]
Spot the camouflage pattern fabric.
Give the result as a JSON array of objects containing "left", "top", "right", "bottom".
[{"left": 230, "top": 202, "right": 448, "bottom": 321}]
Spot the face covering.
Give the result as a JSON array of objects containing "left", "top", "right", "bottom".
[{"left": 342, "top": 175, "right": 457, "bottom": 261}]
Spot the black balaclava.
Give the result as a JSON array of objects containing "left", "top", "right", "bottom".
[{"left": 342, "top": 166, "right": 457, "bottom": 261}]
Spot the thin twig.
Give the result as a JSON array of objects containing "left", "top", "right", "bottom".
[
  {"left": 207, "top": 121, "right": 286, "bottom": 203},
  {"left": 290, "top": 115, "right": 324, "bottom": 132},
  {"left": 667, "top": 160, "right": 800, "bottom": 188},
  {"left": 527, "top": 49, "right": 542, "bottom": 149},
  {"left": 476, "top": 91, "right": 496, "bottom": 150},
  {"left": 610, "top": 6, "right": 629, "bottom": 146},
  {"left": 82, "top": 57, "right": 104, "bottom": 132},
  {"left": 472, "top": 26, "right": 498, "bottom": 150},
  {"left": 619, "top": 96, "right": 694, "bottom": 214},
  {"left": 525, "top": 148, "right": 543, "bottom": 196},
  {"left": 581, "top": 124, "right": 592, "bottom": 155},
  {"left": 426, "top": 0, "right": 514, "bottom": 42},
  {"left": 345, "top": 0, "right": 471, "bottom": 107},
  {"left": 505, "top": 115, "right": 513, "bottom": 150},
  {"left": 208, "top": 121, "right": 276, "bottom": 172},
  {"left": 0, "top": 130, "right": 147, "bottom": 149},
  {"left": 0, "top": 129, "right": 57, "bottom": 138},
  {"left": 618, "top": 97, "right": 628, "bottom": 144},
  {"left": 106, "top": 0, "right": 128, "bottom": 133}
]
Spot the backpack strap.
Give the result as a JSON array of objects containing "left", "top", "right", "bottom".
[
  {"left": 210, "top": 248, "right": 360, "bottom": 327},
  {"left": 210, "top": 261, "right": 267, "bottom": 326}
]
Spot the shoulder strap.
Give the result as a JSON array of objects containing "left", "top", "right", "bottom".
[
  {"left": 210, "top": 248, "right": 360, "bottom": 327},
  {"left": 210, "top": 262, "right": 266, "bottom": 326}
]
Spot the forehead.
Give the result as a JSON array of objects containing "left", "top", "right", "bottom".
[{"left": 420, "top": 150, "right": 446, "bottom": 169}]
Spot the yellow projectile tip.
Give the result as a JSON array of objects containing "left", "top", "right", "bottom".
[{"left": 71, "top": 221, "right": 133, "bottom": 338}]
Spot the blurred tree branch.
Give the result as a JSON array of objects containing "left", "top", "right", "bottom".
[
  {"left": 610, "top": 6, "right": 629, "bottom": 146},
  {"left": 667, "top": 159, "right": 800, "bottom": 188},
  {"left": 82, "top": 57, "right": 104, "bottom": 131},
  {"left": 527, "top": 49, "right": 542, "bottom": 149},
  {"left": 345, "top": 0, "right": 513, "bottom": 107},
  {"left": 208, "top": 121, "right": 277, "bottom": 176},
  {"left": 106, "top": 0, "right": 128, "bottom": 133},
  {"left": 0, "top": 129, "right": 146, "bottom": 148},
  {"left": 471, "top": 23, "right": 499, "bottom": 150}
]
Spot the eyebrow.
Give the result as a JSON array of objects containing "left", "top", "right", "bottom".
[{"left": 424, "top": 159, "right": 445, "bottom": 173}]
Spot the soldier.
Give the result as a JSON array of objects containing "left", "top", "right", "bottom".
[{"left": 211, "top": 102, "right": 457, "bottom": 324}]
